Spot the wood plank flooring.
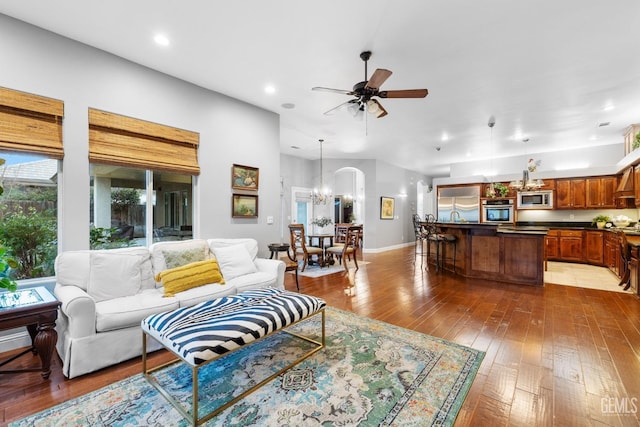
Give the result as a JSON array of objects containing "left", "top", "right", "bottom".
[{"left": 1, "top": 246, "right": 640, "bottom": 426}]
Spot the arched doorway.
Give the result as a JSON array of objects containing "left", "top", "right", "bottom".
[{"left": 333, "top": 167, "right": 365, "bottom": 225}]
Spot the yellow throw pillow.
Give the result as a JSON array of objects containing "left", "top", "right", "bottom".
[{"left": 156, "top": 259, "right": 225, "bottom": 297}]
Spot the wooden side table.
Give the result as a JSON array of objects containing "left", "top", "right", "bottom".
[{"left": 0, "top": 286, "right": 61, "bottom": 379}]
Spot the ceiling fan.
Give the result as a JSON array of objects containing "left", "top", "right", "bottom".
[{"left": 312, "top": 51, "right": 428, "bottom": 119}]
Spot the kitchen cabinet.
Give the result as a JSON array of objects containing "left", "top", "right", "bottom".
[
  {"left": 604, "top": 232, "right": 621, "bottom": 275},
  {"left": 634, "top": 165, "right": 640, "bottom": 208},
  {"left": 544, "top": 230, "right": 559, "bottom": 270},
  {"left": 584, "top": 230, "right": 604, "bottom": 265},
  {"left": 630, "top": 246, "right": 639, "bottom": 294},
  {"left": 585, "top": 176, "right": 616, "bottom": 209},
  {"left": 555, "top": 179, "right": 586, "bottom": 209},
  {"left": 558, "top": 230, "right": 584, "bottom": 261}
]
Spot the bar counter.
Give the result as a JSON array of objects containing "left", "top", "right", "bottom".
[{"left": 434, "top": 222, "right": 546, "bottom": 286}]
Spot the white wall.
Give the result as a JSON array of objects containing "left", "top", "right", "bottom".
[{"left": 0, "top": 14, "right": 282, "bottom": 256}]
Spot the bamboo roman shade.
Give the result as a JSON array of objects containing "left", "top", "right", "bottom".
[
  {"left": 88, "top": 108, "right": 200, "bottom": 175},
  {"left": 0, "top": 87, "right": 64, "bottom": 159}
]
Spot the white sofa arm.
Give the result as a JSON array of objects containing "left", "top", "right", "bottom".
[
  {"left": 254, "top": 258, "right": 285, "bottom": 289},
  {"left": 54, "top": 284, "right": 97, "bottom": 339}
]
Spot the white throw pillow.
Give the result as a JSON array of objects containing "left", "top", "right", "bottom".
[
  {"left": 212, "top": 244, "right": 257, "bottom": 281},
  {"left": 88, "top": 252, "right": 142, "bottom": 302}
]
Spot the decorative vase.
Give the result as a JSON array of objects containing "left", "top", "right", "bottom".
[{"left": 597, "top": 221, "right": 605, "bottom": 229}]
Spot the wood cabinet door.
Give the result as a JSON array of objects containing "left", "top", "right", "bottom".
[
  {"left": 600, "top": 176, "right": 617, "bottom": 208},
  {"left": 545, "top": 236, "right": 559, "bottom": 259},
  {"left": 555, "top": 180, "right": 572, "bottom": 209},
  {"left": 559, "top": 237, "right": 583, "bottom": 261},
  {"left": 586, "top": 176, "right": 616, "bottom": 208},
  {"left": 571, "top": 179, "right": 586, "bottom": 208},
  {"left": 584, "top": 231, "right": 604, "bottom": 264},
  {"left": 585, "top": 178, "right": 602, "bottom": 208}
]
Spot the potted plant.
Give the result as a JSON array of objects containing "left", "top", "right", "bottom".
[
  {"left": 493, "top": 182, "right": 509, "bottom": 198},
  {"left": 592, "top": 214, "right": 611, "bottom": 229},
  {"left": 311, "top": 216, "right": 333, "bottom": 233}
]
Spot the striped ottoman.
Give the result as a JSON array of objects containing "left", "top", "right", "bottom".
[{"left": 141, "top": 287, "right": 326, "bottom": 426}]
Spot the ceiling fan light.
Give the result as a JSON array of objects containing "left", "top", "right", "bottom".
[
  {"left": 367, "top": 100, "right": 380, "bottom": 114},
  {"left": 347, "top": 102, "right": 360, "bottom": 117}
]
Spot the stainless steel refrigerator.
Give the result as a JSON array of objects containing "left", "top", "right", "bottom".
[{"left": 437, "top": 186, "right": 481, "bottom": 223}]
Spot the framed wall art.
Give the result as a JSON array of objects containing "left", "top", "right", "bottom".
[
  {"left": 232, "top": 194, "right": 258, "bottom": 218},
  {"left": 380, "top": 196, "right": 395, "bottom": 220},
  {"left": 231, "top": 164, "right": 259, "bottom": 191}
]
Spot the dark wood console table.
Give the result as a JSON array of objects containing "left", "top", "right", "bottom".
[{"left": 0, "top": 286, "right": 61, "bottom": 379}]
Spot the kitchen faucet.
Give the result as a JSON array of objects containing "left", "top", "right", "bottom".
[{"left": 450, "top": 210, "right": 461, "bottom": 222}]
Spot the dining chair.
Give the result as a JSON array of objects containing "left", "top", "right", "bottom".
[
  {"left": 288, "top": 224, "right": 324, "bottom": 272},
  {"left": 413, "top": 214, "right": 428, "bottom": 266},
  {"left": 326, "top": 225, "right": 363, "bottom": 271}
]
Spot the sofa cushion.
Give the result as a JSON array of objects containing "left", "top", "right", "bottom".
[
  {"left": 208, "top": 238, "right": 258, "bottom": 260},
  {"left": 55, "top": 251, "right": 91, "bottom": 291},
  {"left": 227, "top": 271, "right": 277, "bottom": 293},
  {"left": 88, "top": 252, "right": 142, "bottom": 303},
  {"left": 212, "top": 244, "right": 257, "bottom": 281},
  {"left": 156, "top": 259, "right": 225, "bottom": 297},
  {"left": 162, "top": 246, "right": 208, "bottom": 269},
  {"left": 95, "top": 289, "right": 179, "bottom": 332},
  {"left": 149, "top": 239, "right": 210, "bottom": 282}
]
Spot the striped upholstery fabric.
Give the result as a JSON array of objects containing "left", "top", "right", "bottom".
[{"left": 142, "top": 287, "right": 326, "bottom": 365}]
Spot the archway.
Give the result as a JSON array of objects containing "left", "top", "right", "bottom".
[{"left": 333, "top": 167, "right": 365, "bottom": 226}]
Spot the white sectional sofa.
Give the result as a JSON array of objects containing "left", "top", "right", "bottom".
[{"left": 53, "top": 238, "right": 285, "bottom": 378}]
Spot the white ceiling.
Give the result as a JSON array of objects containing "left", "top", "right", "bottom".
[{"left": 2, "top": 1, "right": 640, "bottom": 177}]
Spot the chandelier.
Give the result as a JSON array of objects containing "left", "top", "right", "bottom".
[
  {"left": 509, "top": 170, "right": 545, "bottom": 191},
  {"left": 311, "top": 139, "right": 332, "bottom": 205}
]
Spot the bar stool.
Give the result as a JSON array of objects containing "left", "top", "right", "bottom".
[{"left": 424, "top": 214, "right": 457, "bottom": 273}]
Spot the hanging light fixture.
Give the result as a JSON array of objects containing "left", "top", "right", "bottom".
[
  {"left": 311, "top": 139, "right": 333, "bottom": 205},
  {"left": 509, "top": 138, "right": 545, "bottom": 191}
]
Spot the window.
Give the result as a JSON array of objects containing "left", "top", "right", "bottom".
[
  {"left": 0, "top": 152, "right": 58, "bottom": 279},
  {"left": 87, "top": 109, "right": 198, "bottom": 248},
  {"left": 89, "top": 166, "right": 193, "bottom": 249},
  {"left": 0, "top": 87, "right": 63, "bottom": 280}
]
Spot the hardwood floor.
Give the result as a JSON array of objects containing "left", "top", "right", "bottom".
[{"left": 2, "top": 246, "right": 640, "bottom": 426}]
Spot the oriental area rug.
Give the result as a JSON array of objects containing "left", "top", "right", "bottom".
[{"left": 12, "top": 308, "right": 484, "bottom": 427}]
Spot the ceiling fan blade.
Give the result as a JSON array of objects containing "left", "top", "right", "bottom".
[
  {"left": 378, "top": 89, "right": 428, "bottom": 99},
  {"left": 323, "top": 99, "right": 358, "bottom": 115},
  {"left": 365, "top": 68, "right": 392, "bottom": 90},
  {"left": 367, "top": 99, "right": 388, "bottom": 118},
  {"left": 312, "top": 86, "right": 354, "bottom": 95}
]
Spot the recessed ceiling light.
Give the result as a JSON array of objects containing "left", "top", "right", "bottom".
[
  {"left": 281, "top": 103, "right": 295, "bottom": 109},
  {"left": 264, "top": 85, "right": 276, "bottom": 94},
  {"left": 441, "top": 133, "right": 449, "bottom": 141},
  {"left": 598, "top": 122, "right": 610, "bottom": 127},
  {"left": 290, "top": 145, "right": 301, "bottom": 149},
  {"left": 154, "top": 34, "right": 170, "bottom": 46},
  {"left": 603, "top": 103, "right": 614, "bottom": 111}
]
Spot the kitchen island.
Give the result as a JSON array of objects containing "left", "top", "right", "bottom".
[{"left": 434, "top": 223, "right": 546, "bottom": 286}]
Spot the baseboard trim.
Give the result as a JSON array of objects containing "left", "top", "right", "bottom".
[
  {"left": 363, "top": 242, "right": 414, "bottom": 254},
  {"left": 0, "top": 330, "right": 31, "bottom": 353}
]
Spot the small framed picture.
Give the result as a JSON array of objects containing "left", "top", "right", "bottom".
[
  {"left": 380, "top": 196, "right": 395, "bottom": 220},
  {"left": 232, "top": 194, "right": 258, "bottom": 218},
  {"left": 231, "top": 164, "right": 259, "bottom": 191}
]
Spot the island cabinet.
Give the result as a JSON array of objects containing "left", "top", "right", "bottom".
[
  {"left": 555, "top": 178, "right": 586, "bottom": 209},
  {"left": 585, "top": 176, "right": 617, "bottom": 209},
  {"left": 436, "top": 223, "right": 545, "bottom": 286}
]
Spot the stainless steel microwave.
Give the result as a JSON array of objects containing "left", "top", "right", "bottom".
[{"left": 517, "top": 190, "right": 553, "bottom": 209}]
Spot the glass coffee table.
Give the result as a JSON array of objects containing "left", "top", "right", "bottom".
[{"left": 0, "top": 286, "right": 61, "bottom": 379}]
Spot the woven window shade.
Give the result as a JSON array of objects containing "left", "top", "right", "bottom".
[
  {"left": 0, "top": 87, "right": 64, "bottom": 159},
  {"left": 88, "top": 108, "right": 200, "bottom": 175}
]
